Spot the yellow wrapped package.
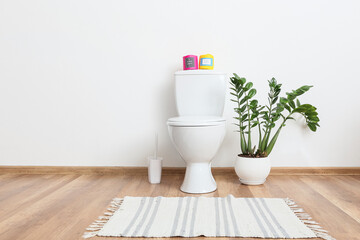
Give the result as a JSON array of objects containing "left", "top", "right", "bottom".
[{"left": 199, "top": 54, "right": 214, "bottom": 70}]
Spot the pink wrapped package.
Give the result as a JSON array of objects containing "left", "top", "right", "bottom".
[{"left": 183, "top": 55, "right": 198, "bottom": 70}]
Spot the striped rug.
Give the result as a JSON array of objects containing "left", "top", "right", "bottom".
[{"left": 83, "top": 195, "right": 334, "bottom": 240}]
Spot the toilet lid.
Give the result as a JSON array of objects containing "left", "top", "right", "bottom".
[{"left": 167, "top": 116, "right": 226, "bottom": 127}]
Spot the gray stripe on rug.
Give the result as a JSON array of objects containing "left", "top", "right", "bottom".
[
  {"left": 131, "top": 197, "right": 155, "bottom": 236},
  {"left": 227, "top": 195, "right": 240, "bottom": 235},
  {"left": 214, "top": 197, "right": 220, "bottom": 235},
  {"left": 260, "top": 198, "right": 290, "bottom": 238},
  {"left": 170, "top": 197, "right": 183, "bottom": 236},
  {"left": 189, "top": 197, "right": 199, "bottom": 236},
  {"left": 221, "top": 197, "right": 230, "bottom": 236},
  {"left": 122, "top": 197, "right": 146, "bottom": 236},
  {"left": 245, "top": 198, "right": 270, "bottom": 238},
  {"left": 142, "top": 196, "right": 162, "bottom": 236},
  {"left": 180, "top": 197, "right": 191, "bottom": 235},
  {"left": 252, "top": 198, "right": 279, "bottom": 237}
]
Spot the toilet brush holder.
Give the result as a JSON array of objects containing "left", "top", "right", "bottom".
[{"left": 147, "top": 156, "right": 162, "bottom": 184}]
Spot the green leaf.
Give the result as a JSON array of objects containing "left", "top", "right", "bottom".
[
  {"left": 297, "top": 85, "right": 313, "bottom": 96},
  {"left": 280, "top": 97, "right": 288, "bottom": 104},
  {"left": 306, "top": 111, "right": 318, "bottom": 117},
  {"left": 288, "top": 100, "right": 296, "bottom": 109},
  {"left": 251, "top": 112, "right": 259, "bottom": 120},
  {"left": 268, "top": 78, "right": 277, "bottom": 87},
  {"left": 293, "top": 104, "right": 314, "bottom": 113},
  {"left": 286, "top": 92, "right": 296, "bottom": 101},
  {"left": 233, "top": 73, "right": 240, "bottom": 79},
  {"left": 250, "top": 99, "right": 258, "bottom": 107},
  {"left": 276, "top": 103, "right": 284, "bottom": 113},
  {"left": 283, "top": 103, "right": 291, "bottom": 112},
  {"left": 274, "top": 87, "right": 281, "bottom": 95},
  {"left": 289, "top": 85, "right": 313, "bottom": 98},
  {"left": 244, "top": 82, "right": 253, "bottom": 91},
  {"left": 240, "top": 105, "right": 247, "bottom": 112},
  {"left": 307, "top": 122, "right": 317, "bottom": 132},
  {"left": 296, "top": 99, "right": 301, "bottom": 107},
  {"left": 248, "top": 89, "right": 257, "bottom": 98},
  {"left": 241, "top": 114, "right": 248, "bottom": 121},
  {"left": 272, "top": 115, "right": 280, "bottom": 122},
  {"left": 293, "top": 106, "right": 307, "bottom": 113},
  {"left": 240, "top": 96, "right": 250, "bottom": 105},
  {"left": 301, "top": 85, "right": 313, "bottom": 90},
  {"left": 303, "top": 104, "right": 315, "bottom": 109},
  {"left": 280, "top": 113, "right": 286, "bottom": 120},
  {"left": 271, "top": 97, "right": 278, "bottom": 105},
  {"left": 308, "top": 115, "right": 320, "bottom": 122},
  {"left": 258, "top": 106, "right": 265, "bottom": 111}
]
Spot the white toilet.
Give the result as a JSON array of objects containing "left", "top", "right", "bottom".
[{"left": 167, "top": 70, "right": 226, "bottom": 194}]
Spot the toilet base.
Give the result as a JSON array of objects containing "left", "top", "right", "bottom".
[{"left": 180, "top": 163, "right": 217, "bottom": 194}]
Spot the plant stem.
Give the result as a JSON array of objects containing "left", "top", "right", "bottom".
[
  {"left": 257, "top": 116, "right": 262, "bottom": 152},
  {"left": 246, "top": 96, "right": 252, "bottom": 153},
  {"left": 237, "top": 95, "right": 241, "bottom": 153},
  {"left": 260, "top": 103, "right": 273, "bottom": 152},
  {"left": 237, "top": 92, "right": 246, "bottom": 154},
  {"left": 265, "top": 112, "right": 293, "bottom": 155},
  {"left": 265, "top": 125, "right": 282, "bottom": 155},
  {"left": 265, "top": 128, "right": 272, "bottom": 150},
  {"left": 265, "top": 102, "right": 273, "bottom": 149}
]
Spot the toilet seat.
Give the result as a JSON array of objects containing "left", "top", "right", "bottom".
[{"left": 167, "top": 116, "right": 225, "bottom": 127}]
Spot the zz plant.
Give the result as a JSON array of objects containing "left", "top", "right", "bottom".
[{"left": 230, "top": 73, "right": 320, "bottom": 157}]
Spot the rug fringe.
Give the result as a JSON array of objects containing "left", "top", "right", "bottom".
[
  {"left": 284, "top": 198, "right": 336, "bottom": 240},
  {"left": 82, "top": 198, "right": 123, "bottom": 239}
]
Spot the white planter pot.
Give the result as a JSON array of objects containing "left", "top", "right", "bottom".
[{"left": 235, "top": 155, "right": 271, "bottom": 185}]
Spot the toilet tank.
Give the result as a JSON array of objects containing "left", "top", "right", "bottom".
[{"left": 174, "top": 70, "right": 226, "bottom": 116}]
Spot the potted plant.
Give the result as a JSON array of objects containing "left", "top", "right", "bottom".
[{"left": 230, "top": 73, "right": 320, "bottom": 185}]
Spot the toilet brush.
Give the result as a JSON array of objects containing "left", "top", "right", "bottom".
[
  {"left": 154, "top": 133, "right": 158, "bottom": 160},
  {"left": 148, "top": 133, "right": 162, "bottom": 184}
]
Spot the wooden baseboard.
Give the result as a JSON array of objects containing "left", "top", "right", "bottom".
[
  {"left": 0, "top": 166, "right": 359, "bottom": 175},
  {"left": 270, "top": 167, "right": 360, "bottom": 175}
]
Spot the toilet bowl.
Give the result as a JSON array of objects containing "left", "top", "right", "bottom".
[{"left": 167, "top": 116, "right": 226, "bottom": 193}]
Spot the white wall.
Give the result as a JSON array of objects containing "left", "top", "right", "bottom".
[{"left": 0, "top": 0, "right": 359, "bottom": 167}]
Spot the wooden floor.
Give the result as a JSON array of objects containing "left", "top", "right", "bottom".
[{"left": 0, "top": 173, "right": 359, "bottom": 240}]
